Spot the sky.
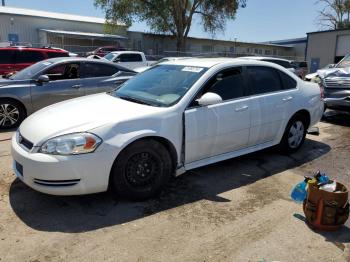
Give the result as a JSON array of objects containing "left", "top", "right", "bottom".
[{"left": 4, "top": 0, "right": 326, "bottom": 42}]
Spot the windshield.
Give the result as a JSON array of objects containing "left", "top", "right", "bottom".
[
  {"left": 336, "top": 53, "right": 350, "bottom": 68},
  {"left": 110, "top": 64, "right": 208, "bottom": 107},
  {"left": 10, "top": 61, "right": 54, "bottom": 80},
  {"left": 104, "top": 53, "right": 116, "bottom": 61}
]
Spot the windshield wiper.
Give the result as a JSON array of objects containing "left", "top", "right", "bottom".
[{"left": 117, "top": 95, "right": 155, "bottom": 106}]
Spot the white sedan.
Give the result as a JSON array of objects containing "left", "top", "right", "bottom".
[{"left": 12, "top": 58, "right": 324, "bottom": 199}]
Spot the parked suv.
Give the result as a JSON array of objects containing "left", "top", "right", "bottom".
[{"left": 0, "top": 47, "right": 69, "bottom": 76}]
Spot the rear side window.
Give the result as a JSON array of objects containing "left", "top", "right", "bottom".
[
  {"left": 46, "top": 52, "right": 69, "bottom": 58},
  {"left": 0, "top": 50, "right": 14, "bottom": 64},
  {"left": 81, "top": 63, "right": 119, "bottom": 78},
  {"left": 247, "top": 66, "right": 283, "bottom": 95},
  {"left": 203, "top": 67, "right": 246, "bottom": 101},
  {"left": 15, "top": 51, "right": 45, "bottom": 63},
  {"left": 278, "top": 71, "right": 297, "bottom": 90},
  {"left": 118, "top": 54, "right": 142, "bottom": 62}
]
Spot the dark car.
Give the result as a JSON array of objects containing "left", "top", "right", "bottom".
[
  {"left": 0, "top": 57, "right": 136, "bottom": 128},
  {"left": 0, "top": 47, "right": 70, "bottom": 76},
  {"left": 86, "top": 46, "right": 126, "bottom": 57}
]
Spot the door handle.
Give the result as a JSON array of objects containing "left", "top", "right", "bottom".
[
  {"left": 71, "top": 84, "right": 82, "bottom": 89},
  {"left": 282, "top": 96, "right": 293, "bottom": 102},
  {"left": 235, "top": 105, "right": 249, "bottom": 112}
]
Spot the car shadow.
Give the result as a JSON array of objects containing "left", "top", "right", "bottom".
[
  {"left": 322, "top": 110, "right": 350, "bottom": 127},
  {"left": 9, "top": 138, "right": 331, "bottom": 233}
]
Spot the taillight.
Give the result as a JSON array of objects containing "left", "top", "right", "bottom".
[{"left": 318, "top": 81, "right": 325, "bottom": 100}]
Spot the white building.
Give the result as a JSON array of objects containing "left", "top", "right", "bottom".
[{"left": 0, "top": 6, "right": 127, "bottom": 53}]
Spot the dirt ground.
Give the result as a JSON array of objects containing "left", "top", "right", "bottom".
[{"left": 0, "top": 110, "right": 349, "bottom": 262}]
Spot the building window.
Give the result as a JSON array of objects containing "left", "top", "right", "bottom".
[
  {"left": 265, "top": 50, "right": 271, "bottom": 55},
  {"left": 255, "top": 49, "right": 259, "bottom": 54},
  {"left": 273, "top": 49, "right": 277, "bottom": 55}
]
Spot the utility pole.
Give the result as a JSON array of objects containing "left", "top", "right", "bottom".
[{"left": 2, "top": 0, "right": 5, "bottom": 6}]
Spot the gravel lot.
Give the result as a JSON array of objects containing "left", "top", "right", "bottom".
[{"left": 0, "top": 110, "right": 349, "bottom": 262}]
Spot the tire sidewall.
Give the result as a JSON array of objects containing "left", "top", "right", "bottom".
[
  {"left": 280, "top": 116, "right": 307, "bottom": 154},
  {"left": 110, "top": 139, "right": 172, "bottom": 200}
]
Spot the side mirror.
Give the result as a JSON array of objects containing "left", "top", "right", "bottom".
[
  {"left": 37, "top": 75, "right": 49, "bottom": 84},
  {"left": 196, "top": 92, "right": 222, "bottom": 106}
]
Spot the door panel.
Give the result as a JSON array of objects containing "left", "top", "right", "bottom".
[
  {"left": 31, "top": 62, "right": 83, "bottom": 111},
  {"left": 185, "top": 99, "right": 251, "bottom": 164},
  {"left": 31, "top": 79, "right": 83, "bottom": 111},
  {"left": 246, "top": 66, "right": 297, "bottom": 146}
]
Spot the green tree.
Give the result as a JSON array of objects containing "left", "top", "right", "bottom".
[
  {"left": 316, "top": 0, "right": 350, "bottom": 29},
  {"left": 94, "top": 0, "right": 247, "bottom": 52}
]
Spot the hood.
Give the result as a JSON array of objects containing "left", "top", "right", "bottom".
[
  {"left": 0, "top": 78, "right": 30, "bottom": 88},
  {"left": 19, "top": 93, "right": 163, "bottom": 146},
  {"left": 318, "top": 67, "right": 350, "bottom": 79}
]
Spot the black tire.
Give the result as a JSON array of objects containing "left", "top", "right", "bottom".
[
  {"left": 279, "top": 114, "right": 307, "bottom": 154},
  {"left": 0, "top": 99, "right": 26, "bottom": 129},
  {"left": 110, "top": 139, "right": 173, "bottom": 200}
]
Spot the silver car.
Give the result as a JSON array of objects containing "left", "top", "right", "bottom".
[{"left": 0, "top": 57, "right": 136, "bottom": 129}]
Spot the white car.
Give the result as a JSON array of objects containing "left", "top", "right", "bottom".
[
  {"left": 12, "top": 58, "right": 324, "bottom": 199},
  {"left": 103, "top": 51, "right": 152, "bottom": 70}
]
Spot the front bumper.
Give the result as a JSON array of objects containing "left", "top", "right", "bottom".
[
  {"left": 324, "top": 97, "right": 350, "bottom": 111},
  {"left": 11, "top": 134, "right": 116, "bottom": 195}
]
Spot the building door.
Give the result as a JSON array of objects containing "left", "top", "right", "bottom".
[{"left": 310, "top": 58, "right": 320, "bottom": 73}]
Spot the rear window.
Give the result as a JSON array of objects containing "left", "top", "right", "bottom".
[
  {"left": 81, "top": 63, "right": 119, "bottom": 78},
  {"left": 118, "top": 54, "right": 143, "bottom": 62},
  {"left": 46, "top": 52, "right": 69, "bottom": 58},
  {"left": 15, "top": 50, "right": 45, "bottom": 63},
  {"left": 0, "top": 50, "right": 14, "bottom": 64}
]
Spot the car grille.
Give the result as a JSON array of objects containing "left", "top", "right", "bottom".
[
  {"left": 324, "top": 78, "right": 350, "bottom": 89},
  {"left": 18, "top": 133, "right": 34, "bottom": 150}
]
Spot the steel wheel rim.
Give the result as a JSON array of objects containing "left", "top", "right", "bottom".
[
  {"left": 288, "top": 120, "right": 304, "bottom": 149},
  {"left": 0, "top": 104, "right": 19, "bottom": 127},
  {"left": 125, "top": 152, "right": 160, "bottom": 188}
]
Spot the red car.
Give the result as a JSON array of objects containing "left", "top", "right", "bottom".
[{"left": 0, "top": 47, "right": 70, "bottom": 75}]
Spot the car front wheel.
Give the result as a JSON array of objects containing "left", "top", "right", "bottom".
[
  {"left": 110, "top": 139, "right": 173, "bottom": 200},
  {"left": 279, "top": 115, "right": 307, "bottom": 153},
  {"left": 0, "top": 99, "right": 26, "bottom": 129}
]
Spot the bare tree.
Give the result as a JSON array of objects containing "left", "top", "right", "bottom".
[{"left": 316, "top": 0, "right": 350, "bottom": 29}]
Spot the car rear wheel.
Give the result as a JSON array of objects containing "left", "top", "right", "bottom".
[
  {"left": 0, "top": 99, "right": 26, "bottom": 129},
  {"left": 110, "top": 139, "right": 172, "bottom": 200},
  {"left": 279, "top": 115, "right": 307, "bottom": 154}
]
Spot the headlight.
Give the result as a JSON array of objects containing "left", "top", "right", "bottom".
[{"left": 39, "top": 133, "right": 102, "bottom": 155}]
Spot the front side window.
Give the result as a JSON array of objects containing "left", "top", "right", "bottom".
[
  {"left": 247, "top": 66, "right": 283, "bottom": 95},
  {"left": 202, "top": 67, "right": 246, "bottom": 101},
  {"left": 110, "top": 65, "right": 208, "bottom": 107},
  {"left": 44, "top": 63, "right": 80, "bottom": 81},
  {"left": 81, "top": 63, "right": 119, "bottom": 78}
]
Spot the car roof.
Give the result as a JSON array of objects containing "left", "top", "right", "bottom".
[
  {"left": 0, "top": 47, "right": 68, "bottom": 53},
  {"left": 38, "top": 57, "right": 135, "bottom": 71},
  {"left": 241, "top": 56, "right": 292, "bottom": 62},
  {"left": 109, "top": 51, "right": 143, "bottom": 55},
  {"left": 161, "top": 57, "right": 291, "bottom": 68}
]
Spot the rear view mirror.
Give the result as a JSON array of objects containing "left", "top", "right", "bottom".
[
  {"left": 37, "top": 75, "right": 49, "bottom": 84},
  {"left": 196, "top": 92, "right": 222, "bottom": 106}
]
